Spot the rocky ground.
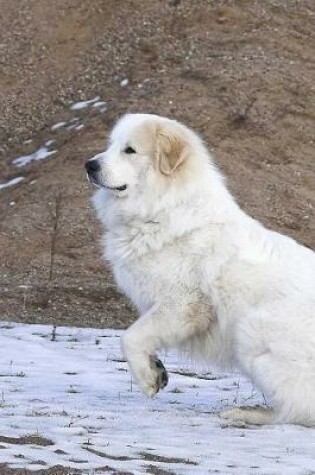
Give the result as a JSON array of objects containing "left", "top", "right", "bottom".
[{"left": 0, "top": 0, "right": 314, "bottom": 331}]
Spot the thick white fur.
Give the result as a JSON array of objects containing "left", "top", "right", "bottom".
[{"left": 91, "top": 113, "right": 315, "bottom": 426}]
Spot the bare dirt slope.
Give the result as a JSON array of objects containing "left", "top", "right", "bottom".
[{"left": 0, "top": 0, "right": 314, "bottom": 330}]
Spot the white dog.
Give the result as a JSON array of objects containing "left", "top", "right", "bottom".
[{"left": 86, "top": 113, "right": 315, "bottom": 426}]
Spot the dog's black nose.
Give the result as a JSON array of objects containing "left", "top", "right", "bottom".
[{"left": 85, "top": 159, "right": 100, "bottom": 174}]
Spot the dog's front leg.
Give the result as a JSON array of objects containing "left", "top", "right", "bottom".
[
  {"left": 121, "top": 305, "right": 178, "bottom": 397},
  {"left": 121, "top": 301, "right": 211, "bottom": 397}
]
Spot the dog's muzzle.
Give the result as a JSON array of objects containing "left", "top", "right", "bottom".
[{"left": 85, "top": 158, "right": 127, "bottom": 192}]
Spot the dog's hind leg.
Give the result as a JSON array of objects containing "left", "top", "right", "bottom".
[
  {"left": 220, "top": 406, "right": 275, "bottom": 425},
  {"left": 234, "top": 311, "right": 315, "bottom": 426}
]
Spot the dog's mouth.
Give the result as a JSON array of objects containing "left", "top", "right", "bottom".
[
  {"left": 87, "top": 175, "right": 127, "bottom": 192},
  {"left": 104, "top": 184, "right": 127, "bottom": 192}
]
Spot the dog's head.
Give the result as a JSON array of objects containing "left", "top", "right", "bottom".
[{"left": 85, "top": 113, "right": 204, "bottom": 200}]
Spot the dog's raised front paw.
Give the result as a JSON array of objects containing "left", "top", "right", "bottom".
[
  {"left": 138, "top": 356, "right": 169, "bottom": 397},
  {"left": 123, "top": 338, "right": 169, "bottom": 397},
  {"left": 149, "top": 356, "right": 168, "bottom": 393},
  {"left": 138, "top": 356, "right": 168, "bottom": 397},
  {"left": 134, "top": 356, "right": 168, "bottom": 397}
]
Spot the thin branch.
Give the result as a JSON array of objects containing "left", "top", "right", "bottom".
[{"left": 49, "top": 193, "right": 62, "bottom": 283}]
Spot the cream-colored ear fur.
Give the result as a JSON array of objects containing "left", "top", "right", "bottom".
[{"left": 156, "top": 124, "right": 189, "bottom": 176}]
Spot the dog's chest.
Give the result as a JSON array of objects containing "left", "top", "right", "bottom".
[{"left": 106, "top": 227, "right": 200, "bottom": 313}]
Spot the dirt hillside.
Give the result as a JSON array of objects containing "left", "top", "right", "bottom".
[{"left": 0, "top": 0, "right": 314, "bottom": 330}]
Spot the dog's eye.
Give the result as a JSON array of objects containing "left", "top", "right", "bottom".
[{"left": 124, "top": 146, "right": 136, "bottom": 154}]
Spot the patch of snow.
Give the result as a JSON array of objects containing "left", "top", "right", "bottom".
[
  {"left": 74, "top": 124, "right": 85, "bottom": 131},
  {"left": 45, "top": 140, "right": 55, "bottom": 147},
  {"left": 92, "top": 101, "right": 107, "bottom": 108},
  {"left": 0, "top": 323, "right": 314, "bottom": 474},
  {"left": 120, "top": 78, "right": 129, "bottom": 87},
  {"left": 12, "top": 142, "right": 57, "bottom": 168},
  {"left": 67, "top": 124, "right": 79, "bottom": 131},
  {"left": 51, "top": 122, "right": 67, "bottom": 131},
  {"left": 70, "top": 97, "right": 100, "bottom": 111},
  {"left": 0, "top": 177, "right": 24, "bottom": 190},
  {"left": 67, "top": 118, "right": 82, "bottom": 130}
]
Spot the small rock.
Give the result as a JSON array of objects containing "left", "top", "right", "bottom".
[{"left": 120, "top": 78, "right": 129, "bottom": 87}]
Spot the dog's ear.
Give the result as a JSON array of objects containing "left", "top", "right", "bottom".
[{"left": 156, "top": 124, "right": 189, "bottom": 176}]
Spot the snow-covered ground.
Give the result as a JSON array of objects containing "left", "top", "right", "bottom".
[
  {"left": 0, "top": 323, "right": 314, "bottom": 474},
  {"left": 0, "top": 177, "right": 24, "bottom": 191}
]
